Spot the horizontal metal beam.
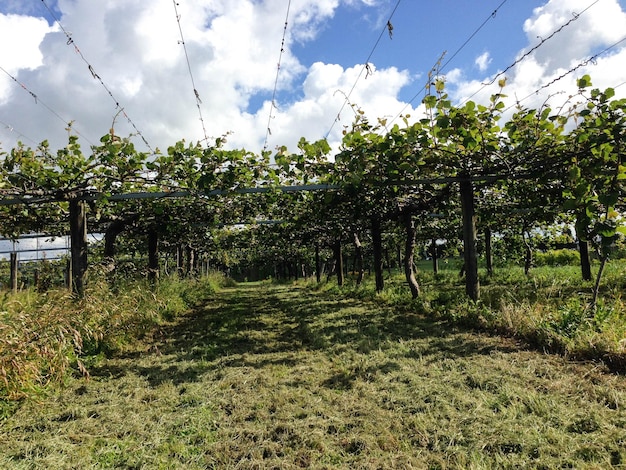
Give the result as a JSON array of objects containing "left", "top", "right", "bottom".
[
  {"left": 0, "top": 247, "right": 68, "bottom": 255},
  {"left": 0, "top": 184, "right": 342, "bottom": 206}
]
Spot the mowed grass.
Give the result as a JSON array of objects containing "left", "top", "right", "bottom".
[{"left": 2, "top": 282, "right": 626, "bottom": 469}]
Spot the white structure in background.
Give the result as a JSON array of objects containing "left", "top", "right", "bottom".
[{"left": 0, "top": 234, "right": 70, "bottom": 262}]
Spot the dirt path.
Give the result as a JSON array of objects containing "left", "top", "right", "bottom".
[{"left": 2, "top": 283, "right": 626, "bottom": 469}]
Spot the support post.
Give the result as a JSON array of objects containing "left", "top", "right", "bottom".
[
  {"left": 372, "top": 216, "right": 384, "bottom": 293},
  {"left": 460, "top": 175, "right": 479, "bottom": 301},
  {"left": 69, "top": 198, "right": 88, "bottom": 296},
  {"left": 148, "top": 229, "right": 159, "bottom": 284},
  {"left": 10, "top": 252, "right": 18, "bottom": 293}
]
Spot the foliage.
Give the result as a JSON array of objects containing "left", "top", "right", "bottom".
[
  {"left": 1, "top": 74, "right": 625, "bottom": 302},
  {"left": 534, "top": 249, "right": 581, "bottom": 267}
]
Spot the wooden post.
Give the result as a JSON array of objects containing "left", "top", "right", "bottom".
[
  {"left": 371, "top": 216, "right": 384, "bottom": 293},
  {"left": 485, "top": 227, "right": 493, "bottom": 276},
  {"left": 431, "top": 238, "right": 439, "bottom": 275},
  {"left": 10, "top": 252, "right": 18, "bottom": 293},
  {"left": 65, "top": 257, "right": 72, "bottom": 290},
  {"left": 176, "top": 245, "right": 184, "bottom": 278},
  {"left": 353, "top": 232, "right": 364, "bottom": 285},
  {"left": 403, "top": 214, "right": 420, "bottom": 298},
  {"left": 315, "top": 243, "right": 321, "bottom": 283},
  {"left": 334, "top": 239, "right": 344, "bottom": 287},
  {"left": 69, "top": 198, "right": 88, "bottom": 296},
  {"left": 148, "top": 229, "right": 159, "bottom": 284},
  {"left": 460, "top": 175, "right": 479, "bottom": 301}
]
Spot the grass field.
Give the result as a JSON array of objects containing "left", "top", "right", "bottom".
[{"left": 2, "top": 281, "right": 626, "bottom": 469}]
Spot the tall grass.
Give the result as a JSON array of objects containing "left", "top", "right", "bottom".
[
  {"left": 308, "top": 260, "right": 626, "bottom": 369},
  {"left": 0, "top": 272, "right": 228, "bottom": 404}
]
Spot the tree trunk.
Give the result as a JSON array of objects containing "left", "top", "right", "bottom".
[
  {"left": 185, "top": 245, "right": 194, "bottom": 277},
  {"left": 485, "top": 227, "right": 493, "bottom": 276},
  {"left": 65, "top": 257, "right": 72, "bottom": 290},
  {"left": 10, "top": 252, "right": 18, "bottom": 293},
  {"left": 371, "top": 216, "right": 384, "bottom": 293},
  {"left": 103, "top": 215, "right": 138, "bottom": 280},
  {"left": 522, "top": 230, "right": 533, "bottom": 276},
  {"left": 148, "top": 229, "right": 159, "bottom": 283},
  {"left": 334, "top": 239, "right": 344, "bottom": 287},
  {"left": 579, "top": 239, "right": 592, "bottom": 282},
  {"left": 104, "top": 215, "right": 139, "bottom": 259},
  {"left": 353, "top": 232, "right": 364, "bottom": 285},
  {"left": 396, "top": 245, "right": 402, "bottom": 270},
  {"left": 315, "top": 243, "right": 321, "bottom": 283},
  {"left": 177, "top": 245, "right": 185, "bottom": 278},
  {"left": 69, "top": 198, "right": 88, "bottom": 296},
  {"left": 385, "top": 249, "right": 392, "bottom": 275},
  {"left": 591, "top": 255, "right": 608, "bottom": 313},
  {"left": 326, "top": 257, "right": 336, "bottom": 282},
  {"left": 403, "top": 214, "right": 420, "bottom": 298},
  {"left": 460, "top": 176, "right": 479, "bottom": 301},
  {"left": 431, "top": 238, "right": 439, "bottom": 275}
]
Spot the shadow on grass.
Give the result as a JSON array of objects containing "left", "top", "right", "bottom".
[{"left": 90, "top": 282, "right": 521, "bottom": 387}]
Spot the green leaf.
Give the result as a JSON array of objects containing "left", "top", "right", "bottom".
[
  {"left": 563, "top": 199, "right": 578, "bottom": 211},
  {"left": 423, "top": 95, "right": 437, "bottom": 108},
  {"left": 598, "top": 192, "right": 619, "bottom": 208},
  {"left": 577, "top": 74, "right": 592, "bottom": 89},
  {"left": 568, "top": 166, "right": 581, "bottom": 181}
]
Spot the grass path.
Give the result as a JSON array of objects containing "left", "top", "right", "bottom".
[{"left": 2, "top": 282, "right": 626, "bottom": 469}]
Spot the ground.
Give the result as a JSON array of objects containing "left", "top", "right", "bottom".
[{"left": 2, "top": 282, "right": 626, "bottom": 469}]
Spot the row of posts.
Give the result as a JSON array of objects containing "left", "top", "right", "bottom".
[{"left": 6, "top": 253, "right": 72, "bottom": 293}]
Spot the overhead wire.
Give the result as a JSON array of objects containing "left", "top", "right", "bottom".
[
  {"left": 0, "top": 118, "right": 38, "bottom": 147},
  {"left": 263, "top": 0, "right": 293, "bottom": 153},
  {"left": 172, "top": 0, "right": 209, "bottom": 147},
  {"left": 388, "top": 0, "right": 509, "bottom": 127},
  {"left": 39, "top": 0, "right": 155, "bottom": 153},
  {"left": 324, "top": 0, "right": 403, "bottom": 140},
  {"left": 460, "top": 0, "right": 601, "bottom": 106},
  {"left": 0, "top": 65, "right": 95, "bottom": 146},
  {"left": 504, "top": 35, "right": 626, "bottom": 112}
]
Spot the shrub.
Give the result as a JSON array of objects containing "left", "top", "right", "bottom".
[{"left": 534, "top": 249, "right": 580, "bottom": 267}]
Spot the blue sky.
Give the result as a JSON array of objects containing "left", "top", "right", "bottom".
[
  {"left": 1, "top": 0, "right": 626, "bottom": 155},
  {"left": 297, "top": 1, "right": 538, "bottom": 75},
  {"left": 251, "top": 0, "right": 548, "bottom": 113}
]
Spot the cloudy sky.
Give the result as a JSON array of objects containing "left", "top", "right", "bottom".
[{"left": 1, "top": 0, "right": 626, "bottom": 157}]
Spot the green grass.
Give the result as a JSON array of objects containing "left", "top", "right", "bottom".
[
  {"left": 317, "top": 260, "right": 626, "bottom": 368},
  {"left": 2, "top": 282, "right": 626, "bottom": 468}
]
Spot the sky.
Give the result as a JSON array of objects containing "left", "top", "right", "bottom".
[{"left": 1, "top": 0, "right": 626, "bottom": 157}]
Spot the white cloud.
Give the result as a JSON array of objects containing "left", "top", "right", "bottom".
[
  {"left": 0, "top": 0, "right": 416, "bottom": 155},
  {"left": 444, "top": 68, "right": 463, "bottom": 85},
  {"left": 523, "top": 0, "right": 626, "bottom": 72},
  {"left": 0, "top": 14, "right": 54, "bottom": 104},
  {"left": 475, "top": 52, "right": 491, "bottom": 72},
  {"left": 255, "top": 61, "right": 415, "bottom": 152},
  {"left": 450, "top": 0, "right": 626, "bottom": 116},
  {"left": 2, "top": 0, "right": 626, "bottom": 160}
]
